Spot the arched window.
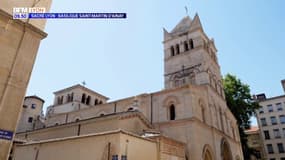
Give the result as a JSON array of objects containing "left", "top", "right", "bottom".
[
  {"left": 169, "top": 104, "right": 176, "bottom": 120},
  {"left": 202, "top": 107, "right": 206, "bottom": 122},
  {"left": 99, "top": 101, "right": 103, "bottom": 104},
  {"left": 67, "top": 94, "right": 70, "bottom": 102},
  {"left": 58, "top": 96, "right": 63, "bottom": 104},
  {"left": 202, "top": 145, "right": 214, "bottom": 160},
  {"left": 128, "top": 107, "right": 134, "bottom": 111},
  {"left": 231, "top": 126, "right": 236, "bottom": 140},
  {"left": 184, "top": 41, "right": 189, "bottom": 51},
  {"left": 86, "top": 96, "right": 91, "bottom": 105},
  {"left": 70, "top": 92, "right": 73, "bottom": 102},
  {"left": 81, "top": 94, "right": 86, "bottom": 103},
  {"left": 176, "top": 44, "right": 180, "bottom": 55},
  {"left": 57, "top": 96, "right": 61, "bottom": 105},
  {"left": 219, "top": 109, "right": 225, "bottom": 132},
  {"left": 170, "top": 46, "right": 175, "bottom": 56},
  {"left": 221, "top": 138, "right": 233, "bottom": 160},
  {"left": 94, "top": 99, "right": 98, "bottom": 105},
  {"left": 189, "top": 39, "right": 194, "bottom": 49},
  {"left": 75, "top": 118, "right": 80, "bottom": 122}
]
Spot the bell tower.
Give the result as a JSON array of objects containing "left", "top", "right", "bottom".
[{"left": 163, "top": 14, "right": 225, "bottom": 97}]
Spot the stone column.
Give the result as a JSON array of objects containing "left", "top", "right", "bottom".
[{"left": 0, "top": 0, "right": 51, "bottom": 159}]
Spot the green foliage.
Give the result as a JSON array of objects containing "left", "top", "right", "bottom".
[{"left": 223, "top": 74, "right": 260, "bottom": 159}]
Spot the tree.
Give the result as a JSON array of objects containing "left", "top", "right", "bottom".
[{"left": 223, "top": 74, "right": 260, "bottom": 159}]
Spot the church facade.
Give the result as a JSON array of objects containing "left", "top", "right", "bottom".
[{"left": 13, "top": 14, "right": 243, "bottom": 160}]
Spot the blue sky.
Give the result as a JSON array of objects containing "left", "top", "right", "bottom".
[{"left": 27, "top": 0, "right": 285, "bottom": 125}]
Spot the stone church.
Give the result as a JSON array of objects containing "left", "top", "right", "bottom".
[{"left": 13, "top": 14, "right": 243, "bottom": 160}]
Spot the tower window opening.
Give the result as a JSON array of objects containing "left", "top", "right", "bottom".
[
  {"left": 86, "top": 96, "right": 91, "bottom": 105},
  {"left": 31, "top": 104, "right": 36, "bottom": 109},
  {"left": 169, "top": 104, "right": 176, "bottom": 120},
  {"left": 81, "top": 94, "right": 86, "bottom": 103},
  {"left": 189, "top": 39, "right": 194, "bottom": 49},
  {"left": 170, "top": 46, "right": 175, "bottom": 56},
  {"left": 176, "top": 44, "right": 180, "bottom": 54},
  {"left": 70, "top": 92, "right": 74, "bottom": 102},
  {"left": 94, "top": 99, "right": 98, "bottom": 105},
  {"left": 184, "top": 41, "right": 189, "bottom": 51}
]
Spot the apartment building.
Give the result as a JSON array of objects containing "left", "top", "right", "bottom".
[{"left": 256, "top": 80, "right": 285, "bottom": 160}]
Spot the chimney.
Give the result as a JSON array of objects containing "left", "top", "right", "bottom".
[{"left": 282, "top": 79, "right": 285, "bottom": 93}]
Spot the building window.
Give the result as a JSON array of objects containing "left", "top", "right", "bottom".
[
  {"left": 57, "top": 96, "right": 63, "bottom": 105},
  {"left": 28, "top": 117, "right": 33, "bottom": 123},
  {"left": 94, "top": 99, "right": 98, "bottom": 105},
  {"left": 121, "top": 155, "right": 127, "bottom": 160},
  {"left": 57, "top": 96, "right": 61, "bottom": 105},
  {"left": 175, "top": 44, "right": 180, "bottom": 55},
  {"left": 201, "top": 107, "right": 206, "bottom": 122},
  {"left": 267, "top": 144, "right": 274, "bottom": 154},
  {"left": 23, "top": 105, "right": 28, "bottom": 108},
  {"left": 189, "top": 39, "right": 194, "bottom": 49},
  {"left": 169, "top": 104, "right": 176, "bottom": 120},
  {"left": 273, "top": 129, "right": 281, "bottom": 138},
  {"left": 276, "top": 103, "right": 283, "bottom": 111},
  {"left": 86, "top": 96, "right": 91, "bottom": 105},
  {"left": 81, "top": 94, "right": 86, "bottom": 103},
  {"left": 271, "top": 116, "right": 277, "bottom": 125},
  {"left": 170, "top": 46, "right": 175, "bottom": 56},
  {"left": 31, "top": 104, "right": 36, "bottom": 109},
  {"left": 264, "top": 130, "right": 270, "bottom": 140},
  {"left": 98, "top": 101, "right": 103, "bottom": 104},
  {"left": 283, "top": 128, "right": 285, "bottom": 138},
  {"left": 112, "top": 155, "right": 118, "bottom": 160},
  {"left": 70, "top": 92, "right": 74, "bottom": 102},
  {"left": 67, "top": 93, "right": 74, "bottom": 102},
  {"left": 67, "top": 94, "right": 71, "bottom": 102},
  {"left": 184, "top": 41, "right": 189, "bottom": 51},
  {"left": 278, "top": 143, "right": 285, "bottom": 153},
  {"left": 261, "top": 118, "right": 267, "bottom": 126},
  {"left": 259, "top": 107, "right": 264, "bottom": 114},
  {"left": 219, "top": 109, "right": 225, "bottom": 132},
  {"left": 268, "top": 104, "right": 273, "bottom": 112},
  {"left": 280, "top": 115, "right": 285, "bottom": 124}
]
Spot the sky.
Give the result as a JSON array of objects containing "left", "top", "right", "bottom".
[{"left": 26, "top": 0, "right": 285, "bottom": 125}]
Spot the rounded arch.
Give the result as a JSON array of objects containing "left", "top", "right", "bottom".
[
  {"left": 202, "top": 144, "right": 215, "bottom": 160},
  {"left": 221, "top": 138, "right": 233, "bottom": 160},
  {"left": 235, "top": 155, "right": 241, "bottom": 160},
  {"left": 97, "top": 111, "right": 106, "bottom": 117},
  {"left": 74, "top": 116, "right": 81, "bottom": 122},
  {"left": 163, "top": 95, "right": 180, "bottom": 107}
]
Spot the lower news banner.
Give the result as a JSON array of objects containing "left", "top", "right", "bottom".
[
  {"left": 28, "top": 13, "right": 127, "bottom": 19},
  {"left": 0, "top": 129, "right": 13, "bottom": 141}
]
